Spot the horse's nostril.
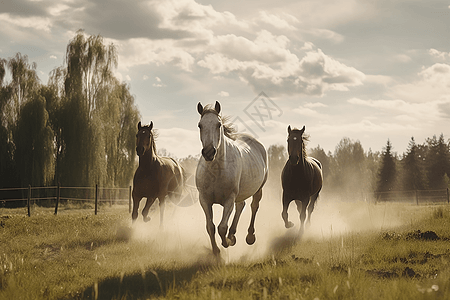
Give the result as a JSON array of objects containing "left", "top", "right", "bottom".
[{"left": 202, "top": 146, "right": 217, "bottom": 161}]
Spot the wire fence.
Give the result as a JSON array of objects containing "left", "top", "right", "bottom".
[
  {"left": 373, "top": 188, "right": 450, "bottom": 205},
  {"left": 0, "top": 185, "right": 132, "bottom": 216}
]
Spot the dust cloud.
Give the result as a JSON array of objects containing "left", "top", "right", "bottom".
[{"left": 128, "top": 186, "right": 414, "bottom": 264}]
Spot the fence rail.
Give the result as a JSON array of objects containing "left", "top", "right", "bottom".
[
  {"left": 374, "top": 188, "right": 450, "bottom": 204},
  {"left": 0, "top": 184, "right": 132, "bottom": 216}
]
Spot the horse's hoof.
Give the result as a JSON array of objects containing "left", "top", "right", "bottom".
[
  {"left": 285, "top": 221, "right": 294, "bottom": 228},
  {"left": 246, "top": 234, "right": 256, "bottom": 245},
  {"left": 228, "top": 235, "right": 236, "bottom": 246},
  {"left": 143, "top": 216, "right": 151, "bottom": 222},
  {"left": 221, "top": 240, "right": 229, "bottom": 248}
]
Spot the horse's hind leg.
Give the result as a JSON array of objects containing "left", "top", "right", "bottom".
[
  {"left": 246, "top": 189, "right": 262, "bottom": 245},
  {"left": 158, "top": 197, "right": 166, "bottom": 229},
  {"left": 142, "top": 197, "right": 157, "bottom": 222},
  {"left": 295, "top": 199, "right": 308, "bottom": 236},
  {"left": 228, "top": 201, "right": 245, "bottom": 246},
  {"left": 307, "top": 193, "right": 319, "bottom": 228}
]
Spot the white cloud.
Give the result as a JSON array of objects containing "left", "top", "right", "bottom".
[
  {"left": 257, "top": 11, "right": 299, "bottom": 30},
  {"left": 348, "top": 97, "right": 448, "bottom": 122},
  {"left": 218, "top": 91, "right": 229, "bottom": 97},
  {"left": 389, "top": 63, "right": 450, "bottom": 103},
  {"left": 304, "top": 102, "right": 327, "bottom": 108},
  {"left": 143, "top": 75, "right": 149, "bottom": 80},
  {"left": 429, "top": 48, "right": 450, "bottom": 60},
  {"left": 0, "top": 13, "right": 52, "bottom": 33},
  {"left": 50, "top": 55, "right": 57, "bottom": 59}
]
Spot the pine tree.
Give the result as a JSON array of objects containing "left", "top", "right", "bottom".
[
  {"left": 401, "top": 137, "right": 425, "bottom": 191},
  {"left": 376, "top": 139, "right": 397, "bottom": 193},
  {"left": 425, "top": 134, "right": 450, "bottom": 189}
]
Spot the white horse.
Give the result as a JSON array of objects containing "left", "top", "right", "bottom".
[{"left": 195, "top": 101, "right": 268, "bottom": 256}]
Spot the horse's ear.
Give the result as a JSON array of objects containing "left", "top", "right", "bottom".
[
  {"left": 288, "top": 125, "right": 291, "bottom": 134},
  {"left": 138, "top": 121, "right": 142, "bottom": 130},
  {"left": 215, "top": 101, "right": 221, "bottom": 114},
  {"left": 149, "top": 121, "right": 153, "bottom": 131},
  {"left": 300, "top": 125, "right": 305, "bottom": 134},
  {"left": 197, "top": 102, "right": 203, "bottom": 115}
]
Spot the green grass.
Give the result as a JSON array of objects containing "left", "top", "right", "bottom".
[{"left": 1, "top": 203, "right": 450, "bottom": 299}]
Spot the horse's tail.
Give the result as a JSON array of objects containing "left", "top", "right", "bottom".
[{"left": 172, "top": 161, "right": 198, "bottom": 207}]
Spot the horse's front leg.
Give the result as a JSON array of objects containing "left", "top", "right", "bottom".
[
  {"left": 282, "top": 191, "right": 294, "bottom": 228},
  {"left": 218, "top": 198, "right": 235, "bottom": 248},
  {"left": 132, "top": 194, "right": 141, "bottom": 222},
  {"left": 142, "top": 197, "right": 157, "bottom": 222},
  {"left": 228, "top": 201, "right": 245, "bottom": 246},
  {"left": 295, "top": 199, "right": 308, "bottom": 236},
  {"left": 200, "top": 197, "right": 220, "bottom": 256},
  {"left": 158, "top": 196, "right": 166, "bottom": 229},
  {"left": 306, "top": 193, "right": 319, "bottom": 228},
  {"left": 246, "top": 188, "right": 262, "bottom": 245}
]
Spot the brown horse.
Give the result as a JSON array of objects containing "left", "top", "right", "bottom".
[
  {"left": 281, "top": 125, "right": 323, "bottom": 235},
  {"left": 132, "top": 121, "right": 186, "bottom": 224}
]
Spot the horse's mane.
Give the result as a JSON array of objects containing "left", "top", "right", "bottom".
[
  {"left": 141, "top": 124, "right": 159, "bottom": 154},
  {"left": 291, "top": 127, "right": 309, "bottom": 158},
  {"left": 201, "top": 104, "right": 238, "bottom": 140}
]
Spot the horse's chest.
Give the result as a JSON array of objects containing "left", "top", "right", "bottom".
[
  {"left": 133, "top": 170, "right": 162, "bottom": 198},
  {"left": 282, "top": 167, "right": 311, "bottom": 195}
]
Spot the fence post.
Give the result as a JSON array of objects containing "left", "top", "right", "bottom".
[
  {"left": 95, "top": 184, "right": 98, "bottom": 215},
  {"left": 54, "top": 183, "right": 60, "bottom": 215},
  {"left": 415, "top": 190, "right": 419, "bottom": 205},
  {"left": 129, "top": 186, "right": 132, "bottom": 213},
  {"left": 447, "top": 188, "right": 449, "bottom": 204},
  {"left": 27, "top": 185, "right": 31, "bottom": 217}
]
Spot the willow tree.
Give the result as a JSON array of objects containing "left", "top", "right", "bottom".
[
  {"left": 52, "top": 30, "right": 140, "bottom": 187},
  {"left": 14, "top": 94, "right": 55, "bottom": 186},
  {"left": 57, "top": 30, "right": 118, "bottom": 187}
]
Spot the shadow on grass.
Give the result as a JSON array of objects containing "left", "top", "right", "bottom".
[
  {"left": 78, "top": 265, "right": 200, "bottom": 300},
  {"left": 77, "top": 250, "right": 220, "bottom": 300}
]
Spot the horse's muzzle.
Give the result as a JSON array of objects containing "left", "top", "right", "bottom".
[
  {"left": 202, "top": 146, "right": 217, "bottom": 161},
  {"left": 136, "top": 146, "right": 144, "bottom": 157},
  {"left": 288, "top": 155, "right": 299, "bottom": 165}
]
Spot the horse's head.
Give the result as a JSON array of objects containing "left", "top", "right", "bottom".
[
  {"left": 197, "top": 101, "right": 222, "bottom": 161},
  {"left": 287, "top": 125, "right": 305, "bottom": 165},
  {"left": 136, "top": 121, "right": 154, "bottom": 157}
]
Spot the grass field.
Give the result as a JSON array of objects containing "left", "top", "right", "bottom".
[{"left": 1, "top": 199, "right": 450, "bottom": 299}]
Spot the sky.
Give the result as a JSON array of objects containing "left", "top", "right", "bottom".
[{"left": 1, "top": 0, "right": 450, "bottom": 158}]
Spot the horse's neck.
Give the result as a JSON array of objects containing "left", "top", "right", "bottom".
[
  {"left": 215, "top": 133, "right": 229, "bottom": 165},
  {"left": 139, "top": 149, "right": 158, "bottom": 169}
]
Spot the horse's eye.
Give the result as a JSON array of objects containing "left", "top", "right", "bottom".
[{"left": 217, "top": 123, "right": 221, "bottom": 128}]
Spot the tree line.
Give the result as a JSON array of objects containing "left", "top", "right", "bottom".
[
  {"left": 1, "top": 30, "right": 449, "bottom": 204},
  {"left": 0, "top": 30, "right": 140, "bottom": 190}
]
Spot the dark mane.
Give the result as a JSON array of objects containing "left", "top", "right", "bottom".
[
  {"left": 291, "top": 128, "right": 309, "bottom": 158},
  {"left": 141, "top": 124, "right": 158, "bottom": 154},
  {"left": 201, "top": 104, "right": 237, "bottom": 140}
]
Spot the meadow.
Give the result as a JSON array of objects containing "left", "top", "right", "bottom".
[{"left": 1, "top": 198, "right": 450, "bottom": 300}]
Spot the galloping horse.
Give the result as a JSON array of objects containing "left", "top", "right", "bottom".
[
  {"left": 281, "top": 125, "right": 323, "bottom": 235},
  {"left": 132, "top": 121, "right": 186, "bottom": 225},
  {"left": 196, "top": 101, "right": 268, "bottom": 256}
]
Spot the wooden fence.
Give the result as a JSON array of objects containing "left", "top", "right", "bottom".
[
  {"left": 374, "top": 188, "right": 450, "bottom": 205},
  {"left": 0, "top": 184, "right": 132, "bottom": 216}
]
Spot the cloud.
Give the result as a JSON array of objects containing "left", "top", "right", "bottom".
[
  {"left": 218, "top": 91, "right": 229, "bottom": 97},
  {"left": 348, "top": 97, "right": 449, "bottom": 122},
  {"left": 257, "top": 11, "right": 299, "bottom": 30},
  {"left": 0, "top": 13, "right": 52, "bottom": 32},
  {"left": 389, "top": 63, "right": 450, "bottom": 103},
  {"left": 153, "top": 76, "right": 166, "bottom": 88},
  {"left": 199, "top": 35, "right": 364, "bottom": 96},
  {"left": 429, "top": 48, "right": 450, "bottom": 60}
]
